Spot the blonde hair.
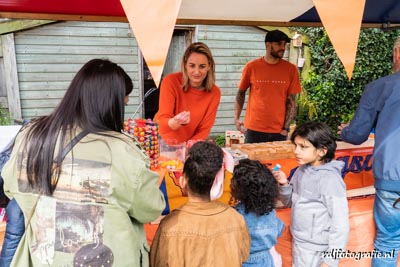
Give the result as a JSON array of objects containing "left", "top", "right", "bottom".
[{"left": 180, "top": 42, "right": 215, "bottom": 92}]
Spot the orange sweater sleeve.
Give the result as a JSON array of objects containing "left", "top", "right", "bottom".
[{"left": 154, "top": 73, "right": 179, "bottom": 137}]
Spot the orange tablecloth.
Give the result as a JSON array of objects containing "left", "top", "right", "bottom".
[
  {"left": 276, "top": 196, "right": 379, "bottom": 267},
  {"left": 144, "top": 142, "right": 400, "bottom": 266},
  {"left": 153, "top": 142, "right": 375, "bottom": 215},
  {"left": 260, "top": 145, "right": 374, "bottom": 190},
  {"left": 145, "top": 181, "right": 390, "bottom": 266}
]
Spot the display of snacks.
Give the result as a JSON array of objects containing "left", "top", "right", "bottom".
[
  {"left": 124, "top": 118, "right": 159, "bottom": 169},
  {"left": 231, "top": 140, "right": 295, "bottom": 161}
]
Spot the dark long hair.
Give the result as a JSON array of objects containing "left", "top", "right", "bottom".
[{"left": 24, "top": 59, "right": 133, "bottom": 195}]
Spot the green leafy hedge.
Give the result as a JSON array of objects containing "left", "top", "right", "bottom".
[
  {"left": 0, "top": 108, "right": 12, "bottom": 125},
  {"left": 295, "top": 27, "right": 400, "bottom": 135}
]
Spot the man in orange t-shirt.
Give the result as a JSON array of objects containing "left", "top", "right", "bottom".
[{"left": 234, "top": 30, "right": 302, "bottom": 143}]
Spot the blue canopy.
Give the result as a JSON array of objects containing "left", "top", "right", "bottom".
[{"left": 293, "top": 0, "right": 400, "bottom": 27}]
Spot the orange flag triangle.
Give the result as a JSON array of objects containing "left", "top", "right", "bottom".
[
  {"left": 313, "top": 0, "right": 366, "bottom": 79},
  {"left": 120, "top": 0, "right": 182, "bottom": 87}
]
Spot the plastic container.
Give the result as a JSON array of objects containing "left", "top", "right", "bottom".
[{"left": 159, "top": 139, "right": 186, "bottom": 170}]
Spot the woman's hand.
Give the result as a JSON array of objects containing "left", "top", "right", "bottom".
[{"left": 168, "top": 111, "right": 191, "bottom": 130}]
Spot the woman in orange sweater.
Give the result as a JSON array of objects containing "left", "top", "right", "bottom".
[{"left": 154, "top": 42, "right": 221, "bottom": 144}]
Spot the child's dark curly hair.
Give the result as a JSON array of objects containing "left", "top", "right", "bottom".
[
  {"left": 183, "top": 141, "right": 223, "bottom": 197},
  {"left": 230, "top": 159, "right": 279, "bottom": 216}
]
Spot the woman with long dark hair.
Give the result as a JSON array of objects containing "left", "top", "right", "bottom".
[{"left": 2, "top": 59, "right": 165, "bottom": 267}]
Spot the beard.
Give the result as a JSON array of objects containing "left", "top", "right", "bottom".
[{"left": 270, "top": 47, "right": 285, "bottom": 59}]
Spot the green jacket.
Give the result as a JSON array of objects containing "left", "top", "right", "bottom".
[{"left": 2, "top": 127, "right": 165, "bottom": 267}]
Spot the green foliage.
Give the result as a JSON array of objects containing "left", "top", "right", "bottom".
[
  {"left": 294, "top": 27, "right": 400, "bottom": 135},
  {"left": 214, "top": 134, "right": 226, "bottom": 147},
  {"left": 296, "top": 87, "right": 318, "bottom": 120},
  {"left": 0, "top": 108, "right": 12, "bottom": 125}
]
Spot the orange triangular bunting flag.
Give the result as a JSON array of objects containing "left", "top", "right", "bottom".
[
  {"left": 313, "top": 0, "right": 366, "bottom": 79},
  {"left": 120, "top": 0, "right": 182, "bottom": 87}
]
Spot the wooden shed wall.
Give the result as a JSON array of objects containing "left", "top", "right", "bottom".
[
  {"left": 9, "top": 22, "right": 277, "bottom": 137},
  {"left": 13, "top": 21, "right": 140, "bottom": 119},
  {"left": 197, "top": 25, "right": 268, "bottom": 135}
]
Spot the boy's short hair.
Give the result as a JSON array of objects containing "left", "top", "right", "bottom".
[
  {"left": 231, "top": 159, "right": 278, "bottom": 216},
  {"left": 290, "top": 121, "right": 337, "bottom": 163},
  {"left": 183, "top": 141, "right": 223, "bottom": 196}
]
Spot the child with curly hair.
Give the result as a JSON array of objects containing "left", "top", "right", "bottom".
[{"left": 231, "top": 159, "right": 284, "bottom": 267}]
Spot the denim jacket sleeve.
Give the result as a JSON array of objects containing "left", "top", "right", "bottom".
[{"left": 341, "top": 80, "right": 381, "bottom": 144}]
